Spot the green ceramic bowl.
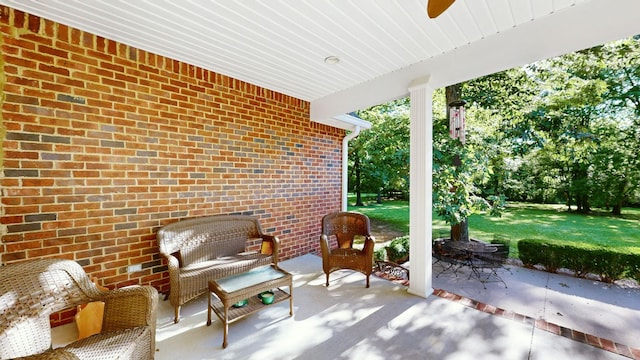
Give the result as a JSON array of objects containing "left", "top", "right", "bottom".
[
  {"left": 232, "top": 299, "right": 248, "bottom": 308},
  {"left": 259, "top": 291, "right": 275, "bottom": 305}
]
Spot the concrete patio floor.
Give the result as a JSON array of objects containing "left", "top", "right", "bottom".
[
  {"left": 430, "top": 258, "right": 640, "bottom": 359},
  {"left": 53, "top": 253, "right": 640, "bottom": 359}
]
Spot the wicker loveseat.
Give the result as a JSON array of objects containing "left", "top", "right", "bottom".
[
  {"left": 157, "top": 214, "right": 280, "bottom": 323},
  {"left": 0, "top": 258, "right": 158, "bottom": 360}
]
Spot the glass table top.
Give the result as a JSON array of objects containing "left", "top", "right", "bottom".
[{"left": 214, "top": 266, "right": 286, "bottom": 293}]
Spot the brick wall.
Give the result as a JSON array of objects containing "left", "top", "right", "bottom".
[{"left": 0, "top": 6, "right": 343, "bottom": 303}]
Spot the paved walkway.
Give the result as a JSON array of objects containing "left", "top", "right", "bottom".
[{"left": 380, "top": 259, "right": 640, "bottom": 359}]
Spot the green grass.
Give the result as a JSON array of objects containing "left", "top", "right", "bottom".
[
  {"left": 348, "top": 197, "right": 410, "bottom": 234},
  {"left": 348, "top": 195, "right": 640, "bottom": 258}
]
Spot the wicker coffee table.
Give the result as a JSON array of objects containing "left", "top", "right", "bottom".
[{"left": 207, "top": 265, "right": 293, "bottom": 348}]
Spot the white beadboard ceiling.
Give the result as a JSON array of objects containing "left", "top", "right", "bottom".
[{"left": 2, "top": 0, "right": 640, "bottom": 127}]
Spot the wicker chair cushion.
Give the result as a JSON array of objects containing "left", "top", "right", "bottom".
[
  {"left": 64, "top": 327, "right": 151, "bottom": 360},
  {"left": 180, "top": 252, "right": 272, "bottom": 274},
  {"left": 13, "top": 327, "right": 150, "bottom": 360},
  {"left": 177, "top": 252, "right": 272, "bottom": 303}
]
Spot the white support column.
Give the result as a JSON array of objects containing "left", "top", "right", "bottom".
[{"left": 407, "top": 77, "right": 434, "bottom": 298}]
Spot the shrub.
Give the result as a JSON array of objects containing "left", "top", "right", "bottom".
[
  {"left": 627, "top": 254, "right": 640, "bottom": 283},
  {"left": 374, "top": 247, "right": 387, "bottom": 262},
  {"left": 518, "top": 239, "right": 550, "bottom": 269},
  {"left": 385, "top": 235, "right": 410, "bottom": 264},
  {"left": 490, "top": 236, "right": 511, "bottom": 257},
  {"left": 517, "top": 238, "right": 640, "bottom": 283}
]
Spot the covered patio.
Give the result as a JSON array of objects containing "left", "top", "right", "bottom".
[
  {"left": 2, "top": 1, "right": 640, "bottom": 358},
  {"left": 51, "top": 254, "right": 640, "bottom": 359},
  {"left": 6, "top": 0, "right": 640, "bottom": 299}
]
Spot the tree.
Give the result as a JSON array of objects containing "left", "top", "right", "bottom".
[
  {"left": 590, "top": 119, "right": 636, "bottom": 213},
  {"left": 432, "top": 85, "right": 505, "bottom": 234},
  {"left": 350, "top": 99, "right": 411, "bottom": 204},
  {"left": 584, "top": 36, "right": 640, "bottom": 213},
  {"left": 525, "top": 37, "right": 640, "bottom": 213},
  {"left": 431, "top": 68, "right": 541, "bottom": 233}
]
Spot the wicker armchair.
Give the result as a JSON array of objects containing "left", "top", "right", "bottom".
[
  {"left": 320, "top": 212, "right": 375, "bottom": 288},
  {"left": 0, "top": 258, "right": 158, "bottom": 360}
]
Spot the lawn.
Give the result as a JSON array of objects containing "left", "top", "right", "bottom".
[{"left": 348, "top": 196, "right": 640, "bottom": 257}]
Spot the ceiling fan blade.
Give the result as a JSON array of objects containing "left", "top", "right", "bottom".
[{"left": 427, "top": 0, "right": 456, "bottom": 18}]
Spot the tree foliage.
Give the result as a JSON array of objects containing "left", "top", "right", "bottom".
[
  {"left": 350, "top": 98, "right": 410, "bottom": 203},
  {"left": 349, "top": 35, "right": 640, "bottom": 218},
  {"left": 522, "top": 36, "right": 640, "bottom": 212}
]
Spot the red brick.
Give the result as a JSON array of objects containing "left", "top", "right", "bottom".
[
  {"left": 28, "top": 247, "right": 61, "bottom": 257},
  {"left": 572, "top": 330, "right": 588, "bottom": 343},
  {"left": 1, "top": 6, "right": 341, "bottom": 325},
  {"left": 584, "top": 334, "right": 601, "bottom": 347},
  {"left": 546, "top": 322, "right": 561, "bottom": 335},
  {"left": 600, "top": 338, "right": 616, "bottom": 353}
]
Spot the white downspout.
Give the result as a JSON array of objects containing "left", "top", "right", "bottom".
[
  {"left": 342, "top": 126, "right": 361, "bottom": 211},
  {"left": 320, "top": 113, "right": 370, "bottom": 211}
]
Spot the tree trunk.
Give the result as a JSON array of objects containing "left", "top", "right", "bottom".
[
  {"left": 446, "top": 83, "right": 469, "bottom": 241},
  {"left": 565, "top": 190, "right": 572, "bottom": 211},
  {"left": 354, "top": 154, "right": 364, "bottom": 206},
  {"left": 612, "top": 203, "right": 622, "bottom": 215},
  {"left": 450, "top": 219, "right": 468, "bottom": 242},
  {"left": 611, "top": 180, "right": 628, "bottom": 215}
]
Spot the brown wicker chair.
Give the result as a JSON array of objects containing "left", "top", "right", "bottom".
[
  {"left": 320, "top": 212, "right": 375, "bottom": 288},
  {"left": 0, "top": 258, "right": 158, "bottom": 360}
]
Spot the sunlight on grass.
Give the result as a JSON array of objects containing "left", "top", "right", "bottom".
[{"left": 348, "top": 196, "right": 640, "bottom": 258}]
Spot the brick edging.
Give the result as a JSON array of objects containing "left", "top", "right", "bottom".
[{"left": 433, "top": 289, "right": 640, "bottom": 360}]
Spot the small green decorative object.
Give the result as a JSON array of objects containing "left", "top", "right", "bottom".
[{"left": 232, "top": 299, "right": 248, "bottom": 308}]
